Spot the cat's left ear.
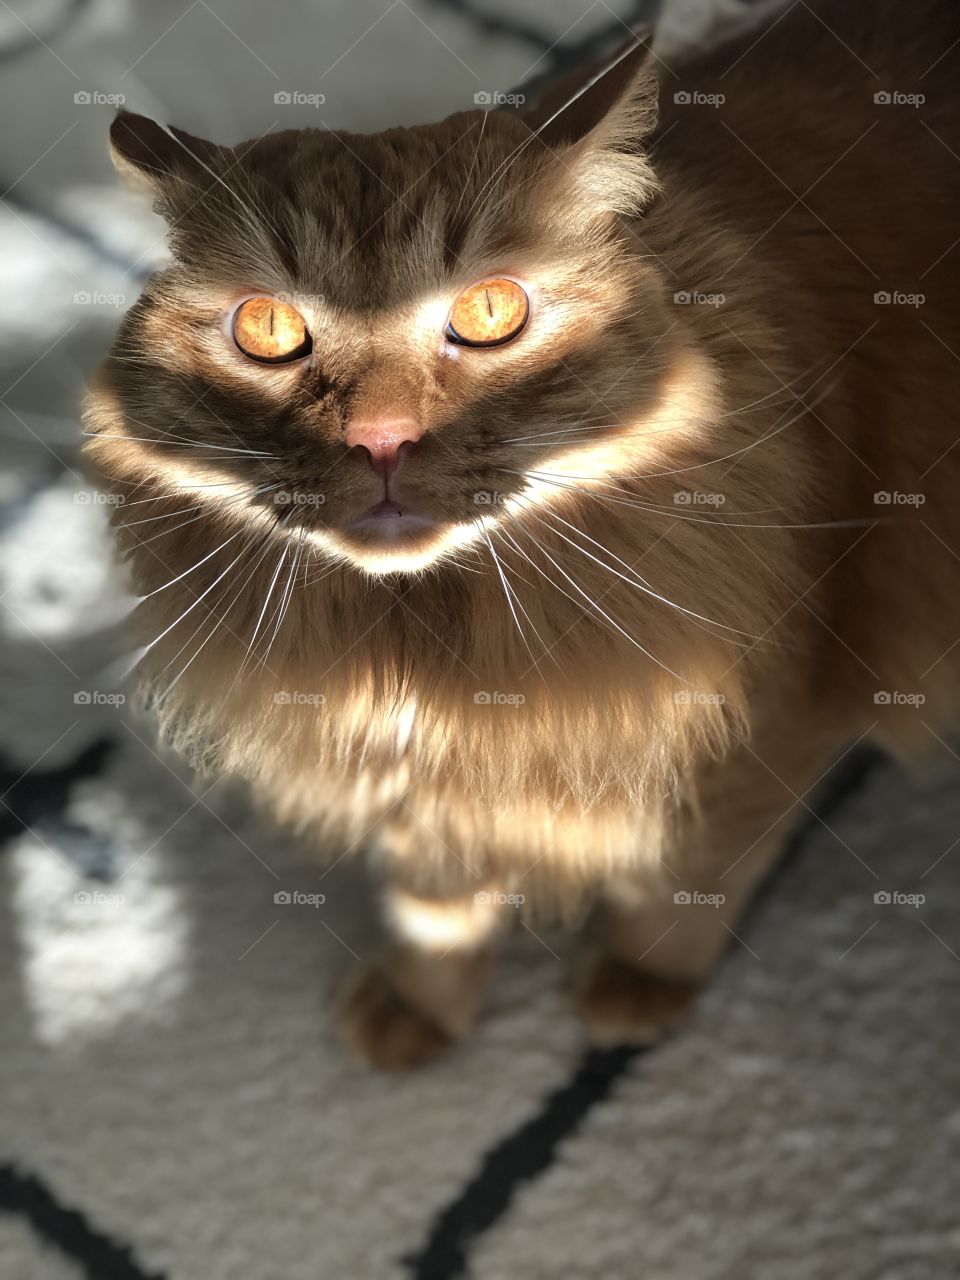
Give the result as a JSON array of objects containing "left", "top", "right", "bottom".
[
  {"left": 525, "top": 34, "right": 660, "bottom": 218},
  {"left": 108, "top": 110, "right": 225, "bottom": 201}
]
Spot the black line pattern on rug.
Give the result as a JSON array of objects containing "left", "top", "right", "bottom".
[
  {"left": 401, "top": 745, "right": 885, "bottom": 1279},
  {"left": 0, "top": 1165, "right": 166, "bottom": 1280},
  {"left": 401, "top": 1044, "right": 642, "bottom": 1280}
]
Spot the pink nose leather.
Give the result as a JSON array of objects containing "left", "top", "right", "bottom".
[{"left": 344, "top": 417, "right": 421, "bottom": 479}]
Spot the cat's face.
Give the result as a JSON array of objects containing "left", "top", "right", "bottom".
[{"left": 86, "top": 46, "right": 676, "bottom": 576}]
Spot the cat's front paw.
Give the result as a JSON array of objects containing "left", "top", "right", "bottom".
[
  {"left": 338, "top": 963, "right": 455, "bottom": 1071},
  {"left": 573, "top": 954, "right": 702, "bottom": 1049}
]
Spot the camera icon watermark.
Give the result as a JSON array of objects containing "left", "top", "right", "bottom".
[
  {"left": 273, "top": 690, "right": 326, "bottom": 707},
  {"left": 474, "top": 690, "right": 526, "bottom": 706},
  {"left": 874, "top": 90, "right": 924, "bottom": 108},
  {"left": 673, "top": 889, "right": 726, "bottom": 907},
  {"left": 74, "top": 489, "right": 126, "bottom": 506},
  {"left": 673, "top": 89, "right": 725, "bottom": 108},
  {"left": 74, "top": 90, "right": 126, "bottom": 106},
  {"left": 873, "top": 490, "right": 925, "bottom": 506},
  {"left": 473, "top": 90, "right": 526, "bottom": 108},
  {"left": 273, "top": 491, "right": 326, "bottom": 506},
  {"left": 274, "top": 889, "right": 326, "bottom": 906},
  {"left": 74, "top": 290, "right": 127, "bottom": 309},
  {"left": 74, "top": 690, "right": 126, "bottom": 706},
  {"left": 673, "top": 489, "right": 725, "bottom": 506},
  {"left": 274, "top": 90, "right": 326, "bottom": 107},
  {"left": 275, "top": 290, "right": 325, "bottom": 308},
  {"left": 873, "top": 290, "right": 925, "bottom": 308},
  {"left": 673, "top": 289, "right": 725, "bottom": 307},
  {"left": 873, "top": 690, "right": 925, "bottom": 706}
]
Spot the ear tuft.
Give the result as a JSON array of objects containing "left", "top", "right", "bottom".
[
  {"left": 526, "top": 34, "right": 661, "bottom": 220},
  {"left": 534, "top": 34, "right": 658, "bottom": 151}
]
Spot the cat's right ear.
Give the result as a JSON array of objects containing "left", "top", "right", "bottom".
[
  {"left": 523, "top": 33, "right": 661, "bottom": 220},
  {"left": 109, "top": 110, "right": 221, "bottom": 199}
]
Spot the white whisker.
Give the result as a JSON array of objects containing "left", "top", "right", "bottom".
[
  {"left": 158, "top": 523, "right": 284, "bottom": 700},
  {"left": 519, "top": 524, "right": 689, "bottom": 686},
  {"left": 534, "top": 509, "right": 759, "bottom": 645},
  {"left": 117, "top": 483, "right": 281, "bottom": 530},
  {"left": 483, "top": 529, "right": 552, "bottom": 677},
  {"left": 138, "top": 539, "right": 252, "bottom": 665},
  {"left": 139, "top": 527, "right": 246, "bottom": 600},
  {"left": 254, "top": 528, "right": 306, "bottom": 672},
  {"left": 505, "top": 468, "right": 872, "bottom": 530},
  {"left": 83, "top": 431, "right": 274, "bottom": 458}
]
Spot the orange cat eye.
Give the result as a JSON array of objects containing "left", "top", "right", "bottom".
[
  {"left": 446, "top": 278, "right": 529, "bottom": 348},
  {"left": 233, "top": 297, "right": 312, "bottom": 364}
]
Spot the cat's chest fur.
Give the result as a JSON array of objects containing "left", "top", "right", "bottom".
[{"left": 252, "top": 680, "right": 671, "bottom": 896}]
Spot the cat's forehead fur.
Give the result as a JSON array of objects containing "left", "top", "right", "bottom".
[{"left": 154, "top": 111, "right": 564, "bottom": 304}]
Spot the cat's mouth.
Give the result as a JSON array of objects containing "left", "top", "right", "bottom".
[
  {"left": 331, "top": 499, "right": 447, "bottom": 571},
  {"left": 342, "top": 500, "right": 439, "bottom": 537},
  {"left": 315, "top": 497, "right": 490, "bottom": 574}
]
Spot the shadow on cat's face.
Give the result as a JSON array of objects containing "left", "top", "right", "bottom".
[{"left": 85, "top": 51, "right": 708, "bottom": 579}]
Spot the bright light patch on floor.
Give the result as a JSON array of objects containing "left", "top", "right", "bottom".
[{"left": 9, "top": 830, "right": 188, "bottom": 1047}]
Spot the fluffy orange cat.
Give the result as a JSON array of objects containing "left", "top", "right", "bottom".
[{"left": 85, "top": 0, "right": 960, "bottom": 1068}]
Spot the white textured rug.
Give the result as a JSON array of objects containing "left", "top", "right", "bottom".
[{"left": 1, "top": 2, "right": 958, "bottom": 1278}]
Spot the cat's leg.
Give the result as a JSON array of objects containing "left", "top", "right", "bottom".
[
  {"left": 338, "top": 877, "right": 508, "bottom": 1071},
  {"left": 574, "top": 731, "right": 843, "bottom": 1047},
  {"left": 574, "top": 849, "right": 777, "bottom": 1047}
]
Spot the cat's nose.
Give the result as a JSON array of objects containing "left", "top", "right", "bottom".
[{"left": 344, "top": 417, "right": 422, "bottom": 479}]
